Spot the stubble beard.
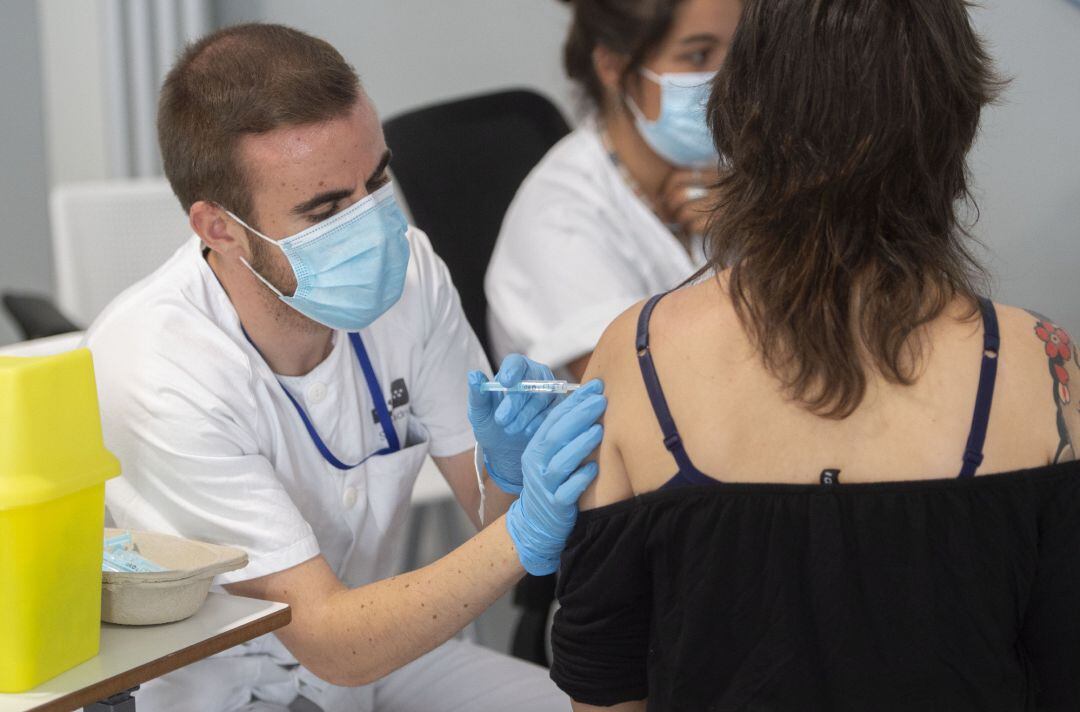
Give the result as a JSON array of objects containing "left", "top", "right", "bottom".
[{"left": 247, "top": 233, "right": 328, "bottom": 337}]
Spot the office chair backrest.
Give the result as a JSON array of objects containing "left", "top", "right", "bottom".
[
  {"left": 50, "top": 179, "right": 192, "bottom": 325},
  {"left": 1, "top": 292, "right": 80, "bottom": 340},
  {"left": 383, "top": 89, "right": 571, "bottom": 358}
]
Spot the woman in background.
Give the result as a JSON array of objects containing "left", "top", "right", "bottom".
[
  {"left": 486, "top": 0, "right": 742, "bottom": 379},
  {"left": 550, "top": 0, "right": 1080, "bottom": 709}
]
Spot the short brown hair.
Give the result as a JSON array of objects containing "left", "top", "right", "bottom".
[
  {"left": 158, "top": 23, "right": 361, "bottom": 223},
  {"left": 704, "top": 0, "right": 1003, "bottom": 418}
]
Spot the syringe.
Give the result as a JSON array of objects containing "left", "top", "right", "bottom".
[{"left": 480, "top": 379, "right": 581, "bottom": 394}]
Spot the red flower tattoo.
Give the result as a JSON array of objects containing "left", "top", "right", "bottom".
[
  {"left": 1036, "top": 319, "right": 1073, "bottom": 406},
  {"left": 1032, "top": 314, "right": 1078, "bottom": 462},
  {"left": 1036, "top": 322, "right": 1072, "bottom": 361}
]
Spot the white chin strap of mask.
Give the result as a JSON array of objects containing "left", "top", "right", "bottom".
[
  {"left": 223, "top": 209, "right": 288, "bottom": 299},
  {"left": 623, "top": 68, "right": 668, "bottom": 124}
]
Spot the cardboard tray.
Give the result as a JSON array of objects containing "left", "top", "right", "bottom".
[{"left": 101, "top": 528, "right": 248, "bottom": 625}]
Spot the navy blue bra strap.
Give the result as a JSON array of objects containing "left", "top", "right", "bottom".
[
  {"left": 634, "top": 295, "right": 663, "bottom": 353},
  {"left": 959, "top": 297, "right": 1000, "bottom": 478},
  {"left": 636, "top": 293, "right": 698, "bottom": 474}
]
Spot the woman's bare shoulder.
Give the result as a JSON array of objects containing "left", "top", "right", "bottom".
[
  {"left": 577, "top": 283, "right": 735, "bottom": 509},
  {"left": 581, "top": 284, "right": 727, "bottom": 408}
]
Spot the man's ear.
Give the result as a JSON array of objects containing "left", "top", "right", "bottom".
[{"left": 190, "top": 200, "right": 249, "bottom": 260}]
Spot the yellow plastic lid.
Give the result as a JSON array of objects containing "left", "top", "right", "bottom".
[{"left": 0, "top": 348, "right": 120, "bottom": 510}]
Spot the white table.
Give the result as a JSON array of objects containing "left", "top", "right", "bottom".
[{"left": 0, "top": 593, "right": 291, "bottom": 712}]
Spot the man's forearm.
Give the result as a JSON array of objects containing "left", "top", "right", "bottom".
[
  {"left": 309, "top": 515, "right": 523, "bottom": 685},
  {"left": 481, "top": 475, "right": 517, "bottom": 525}
]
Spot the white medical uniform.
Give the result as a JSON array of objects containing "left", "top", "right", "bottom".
[
  {"left": 486, "top": 117, "right": 707, "bottom": 371},
  {"left": 85, "top": 229, "right": 563, "bottom": 712}
]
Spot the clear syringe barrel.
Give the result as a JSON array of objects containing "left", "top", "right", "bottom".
[{"left": 479, "top": 380, "right": 581, "bottom": 394}]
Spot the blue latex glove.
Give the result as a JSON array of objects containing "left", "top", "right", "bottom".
[
  {"left": 467, "top": 354, "right": 559, "bottom": 494},
  {"left": 506, "top": 379, "right": 606, "bottom": 575}
]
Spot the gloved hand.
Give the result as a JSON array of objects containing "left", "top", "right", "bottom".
[
  {"left": 467, "top": 354, "right": 559, "bottom": 494},
  {"left": 505, "top": 379, "right": 606, "bottom": 575}
]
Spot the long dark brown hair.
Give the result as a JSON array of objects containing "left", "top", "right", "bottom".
[{"left": 705, "top": 0, "right": 1003, "bottom": 418}]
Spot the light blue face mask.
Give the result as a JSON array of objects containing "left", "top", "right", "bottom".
[
  {"left": 225, "top": 182, "right": 411, "bottom": 331},
  {"left": 626, "top": 68, "right": 719, "bottom": 169}
]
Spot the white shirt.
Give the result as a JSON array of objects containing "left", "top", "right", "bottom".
[
  {"left": 485, "top": 118, "right": 707, "bottom": 371},
  {"left": 85, "top": 228, "right": 487, "bottom": 710}
]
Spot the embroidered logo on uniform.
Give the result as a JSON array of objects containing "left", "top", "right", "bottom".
[
  {"left": 372, "top": 378, "right": 410, "bottom": 423},
  {"left": 389, "top": 379, "right": 410, "bottom": 408}
]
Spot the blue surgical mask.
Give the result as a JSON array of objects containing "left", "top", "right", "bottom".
[
  {"left": 626, "top": 69, "right": 719, "bottom": 169},
  {"left": 225, "top": 182, "right": 411, "bottom": 331}
]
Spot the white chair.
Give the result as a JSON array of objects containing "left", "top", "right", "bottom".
[{"left": 50, "top": 179, "right": 192, "bottom": 325}]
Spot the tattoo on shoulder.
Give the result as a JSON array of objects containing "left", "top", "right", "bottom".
[{"left": 1028, "top": 312, "right": 1079, "bottom": 463}]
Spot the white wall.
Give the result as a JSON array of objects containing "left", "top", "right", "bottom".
[
  {"left": 215, "top": 0, "right": 578, "bottom": 121},
  {"left": 38, "top": 0, "right": 111, "bottom": 186},
  {"left": 968, "top": 0, "right": 1080, "bottom": 332},
  {"left": 0, "top": 1, "right": 52, "bottom": 346}
]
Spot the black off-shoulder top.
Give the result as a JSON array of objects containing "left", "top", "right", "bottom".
[
  {"left": 551, "top": 462, "right": 1080, "bottom": 710},
  {"left": 550, "top": 294, "right": 1080, "bottom": 710}
]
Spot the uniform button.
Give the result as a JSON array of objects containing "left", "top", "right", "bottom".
[
  {"left": 308, "top": 382, "right": 327, "bottom": 404},
  {"left": 342, "top": 486, "right": 358, "bottom": 509}
]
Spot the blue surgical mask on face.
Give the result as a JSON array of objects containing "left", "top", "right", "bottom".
[
  {"left": 224, "top": 182, "right": 411, "bottom": 331},
  {"left": 626, "top": 69, "right": 719, "bottom": 169}
]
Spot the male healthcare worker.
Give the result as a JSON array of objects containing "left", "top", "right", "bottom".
[{"left": 84, "top": 23, "right": 605, "bottom": 712}]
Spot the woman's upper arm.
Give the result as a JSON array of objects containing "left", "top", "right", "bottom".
[
  {"left": 551, "top": 506, "right": 652, "bottom": 705},
  {"left": 578, "top": 302, "right": 646, "bottom": 510},
  {"left": 551, "top": 303, "right": 654, "bottom": 707}
]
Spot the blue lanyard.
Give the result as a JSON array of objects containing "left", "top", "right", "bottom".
[{"left": 243, "top": 329, "right": 401, "bottom": 470}]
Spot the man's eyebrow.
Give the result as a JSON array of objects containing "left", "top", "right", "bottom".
[
  {"left": 679, "top": 33, "right": 720, "bottom": 45},
  {"left": 289, "top": 150, "right": 393, "bottom": 216},
  {"left": 290, "top": 188, "right": 354, "bottom": 216},
  {"left": 365, "top": 149, "right": 393, "bottom": 187}
]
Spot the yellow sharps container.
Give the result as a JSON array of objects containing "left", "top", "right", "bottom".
[{"left": 0, "top": 348, "right": 120, "bottom": 692}]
